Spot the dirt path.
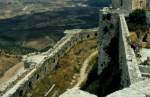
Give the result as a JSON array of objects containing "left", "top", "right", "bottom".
[{"left": 75, "top": 50, "right": 98, "bottom": 88}]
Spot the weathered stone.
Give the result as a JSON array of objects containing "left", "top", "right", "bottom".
[
  {"left": 59, "top": 88, "right": 97, "bottom": 97},
  {"left": 112, "top": 0, "right": 147, "bottom": 10},
  {"left": 106, "top": 88, "right": 146, "bottom": 97}
]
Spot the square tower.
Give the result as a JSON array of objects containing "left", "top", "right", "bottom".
[
  {"left": 132, "top": 0, "right": 147, "bottom": 10},
  {"left": 112, "top": 0, "right": 147, "bottom": 10}
]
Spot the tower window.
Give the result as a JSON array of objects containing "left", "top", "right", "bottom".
[
  {"left": 140, "top": 0, "right": 143, "bottom": 8},
  {"left": 19, "top": 90, "right": 23, "bottom": 96},
  {"left": 28, "top": 81, "right": 32, "bottom": 89}
]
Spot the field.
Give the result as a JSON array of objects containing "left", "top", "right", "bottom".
[
  {"left": 0, "top": 6, "right": 99, "bottom": 55},
  {"left": 0, "top": 54, "right": 21, "bottom": 77}
]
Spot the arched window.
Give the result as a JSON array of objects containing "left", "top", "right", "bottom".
[
  {"left": 95, "top": 33, "right": 98, "bottom": 36},
  {"left": 19, "top": 90, "right": 23, "bottom": 97},
  {"left": 36, "top": 74, "right": 39, "bottom": 80},
  {"left": 110, "top": 24, "right": 114, "bottom": 29},
  {"left": 52, "top": 58, "right": 55, "bottom": 63},
  {"left": 140, "top": 0, "right": 143, "bottom": 8},
  {"left": 28, "top": 81, "right": 32, "bottom": 89},
  {"left": 106, "top": 13, "right": 112, "bottom": 20},
  {"left": 45, "top": 67, "right": 47, "bottom": 72},
  {"left": 87, "top": 34, "right": 90, "bottom": 38}
]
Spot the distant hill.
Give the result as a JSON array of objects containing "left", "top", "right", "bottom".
[
  {"left": 0, "top": 0, "right": 110, "bottom": 55},
  {"left": 86, "top": 0, "right": 111, "bottom": 7}
]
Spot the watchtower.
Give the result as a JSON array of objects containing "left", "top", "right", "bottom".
[{"left": 112, "top": 0, "right": 147, "bottom": 10}]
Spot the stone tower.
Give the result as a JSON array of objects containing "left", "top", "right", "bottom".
[{"left": 112, "top": 0, "right": 147, "bottom": 10}]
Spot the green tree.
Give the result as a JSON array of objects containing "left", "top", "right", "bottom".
[{"left": 129, "top": 9, "right": 146, "bottom": 24}]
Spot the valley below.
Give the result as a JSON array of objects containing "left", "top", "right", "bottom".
[{"left": 0, "top": 1, "right": 100, "bottom": 55}]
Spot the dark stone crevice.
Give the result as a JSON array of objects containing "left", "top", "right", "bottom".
[{"left": 98, "top": 36, "right": 121, "bottom": 97}]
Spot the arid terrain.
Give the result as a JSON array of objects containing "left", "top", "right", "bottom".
[
  {"left": 0, "top": 0, "right": 110, "bottom": 95},
  {"left": 0, "top": 0, "right": 105, "bottom": 55},
  {"left": 0, "top": 53, "right": 21, "bottom": 77}
]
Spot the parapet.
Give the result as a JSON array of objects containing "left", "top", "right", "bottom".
[
  {"left": 59, "top": 88, "right": 97, "bottom": 97},
  {"left": 106, "top": 79, "right": 150, "bottom": 97}
]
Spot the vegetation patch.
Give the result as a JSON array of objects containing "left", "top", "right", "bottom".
[
  {"left": 0, "top": 53, "right": 21, "bottom": 77},
  {"left": 128, "top": 9, "right": 146, "bottom": 25}
]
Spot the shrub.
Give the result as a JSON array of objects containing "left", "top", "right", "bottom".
[{"left": 129, "top": 9, "right": 146, "bottom": 24}]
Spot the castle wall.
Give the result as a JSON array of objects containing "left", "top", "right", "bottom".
[
  {"left": 119, "top": 14, "right": 142, "bottom": 87},
  {"left": 98, "top": 8, "right": 141, "bottom": 88},
  {"left": 2, "top": 28, "right": 98, "bottom": 97},
  {"left": 112, "top": 0, "right": 121, "bottom": 9},
  {"left": 60, "top": 8, "right": 145, "bottom": 97},
  {"left": 112, "top": 0, "right": 132, "bottom": 10},
  {"left": 98, "top": 9, "right": 119, "bottom": 75},
  {"left": 122, "top": 0, "right": 132, "bottom": 10},
  {"left": 60, "top": 79, "right": 150, "bottom": 97}
]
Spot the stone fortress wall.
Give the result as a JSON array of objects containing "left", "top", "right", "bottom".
[
  {"left": 2, "top": 28, "right": 98, "bottom": 97},
  {"left": 2, "top": 0, "right": 150, "bottom": 96},
  {"left": 98, "top": 8, "right": 119, "bottom": 75},
  {"left": 119, "top": 14, "right": 142, "bottom": 87},
  {"left": 60, "top": 8, "right": 145, "bottom": 97},
  {"left": 98, "top": 8, "right": 142, "bottom": 88},
  {"left": 60, "top": 0, "right": 150, "bottom": 96},
  {"left": 98, "top": 8, "right": 149, "bottom": 97}
]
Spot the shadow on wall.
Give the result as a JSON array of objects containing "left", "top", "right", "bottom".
[
  {"left": 82, "top": 36, "right": 122, "bottom": 97},
  {"left": 98, "top": 36, "right": 122, "bottom": 97}
]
